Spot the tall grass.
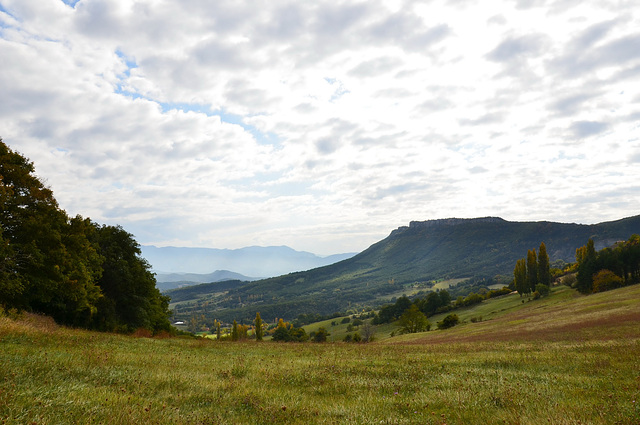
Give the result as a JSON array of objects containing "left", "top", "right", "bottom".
[{"left": 1, "top": 286, "right": 639, "bottom": 424}]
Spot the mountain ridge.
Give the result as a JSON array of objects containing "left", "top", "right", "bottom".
[{"left": 168, "top": 215, "right": 640, "bottom": 323}]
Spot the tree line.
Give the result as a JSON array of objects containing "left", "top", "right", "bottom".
[
  {"left": 574, "top": 235, "right": 640, "bottom": 293},
  {"left": 512, "top": 242, "right": 551, "bottom": 297},
  {"left": 0, "top": 139, "right": 172, "bottom": 333}
]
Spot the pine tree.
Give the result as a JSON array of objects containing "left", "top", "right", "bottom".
[
  {"left": 538, "top": 242, "right": 551, "bottom": 286},
  {"left": 254, "top": 312, "right": 263, "bottom": 341}
]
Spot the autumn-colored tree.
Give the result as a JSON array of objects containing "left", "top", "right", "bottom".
[{"left": 592, "top": 269, "right": 623, "bottom": 293}]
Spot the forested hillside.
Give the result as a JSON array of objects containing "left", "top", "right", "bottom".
[
  {"left": 0, "top": 139, "right": 171, "bottom": 333},
  {"left": 171, "top": 216, "right": 640, "bottom": 324}
]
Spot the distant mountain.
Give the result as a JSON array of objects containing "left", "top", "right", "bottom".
[
  {"left": 169, "top": 215, "right": 640, "bottom": 323},
  {"left": 155, "top": 270, "right": 259, "bottom": 292},
  {"left": 140, "top": 245, "right": 357, "bottom": 277}
]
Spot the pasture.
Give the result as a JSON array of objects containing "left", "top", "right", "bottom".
[{"left": 1, "top": 285, "right": 639, "bottom": 424}]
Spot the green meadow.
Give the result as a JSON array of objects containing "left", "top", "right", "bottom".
[{"left": 2, "top": 285, "right": 639, "bottom": 424}]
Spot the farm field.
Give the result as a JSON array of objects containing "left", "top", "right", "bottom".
[{"left": 1, "top": 285, "right": 640, "bottom": 424}]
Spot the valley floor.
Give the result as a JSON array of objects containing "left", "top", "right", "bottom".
[{"left": 1, "top": 285, "right": 639, "bottom": 424}]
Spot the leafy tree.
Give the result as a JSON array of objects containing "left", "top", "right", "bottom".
[
  {"left": 413, "top": 289, "right": 452, "bottom": 317},
  {"left": 270, "top": 318, "right": 307, "bottom": 342},
  {"left": 0, "top": 140, "right": 103, "bottom": 325},
  {"left": 438, "top": 289, "right": 452, "bottom": 307},
  {"left": 289, "top": 326, "right": 308, "bottom": 342},
  {"left": 90, "top": 224, "right": 171, "bottom": 333},
  {"left": 592, "top": 269, "right": 623, "bottom": 293},
  {"left": 398, "top": 304, "right": 429, "bottom": 334},
  {"left": 254, "top": 312, "right": 264, "bottom": 341},
  {"left": 271, "top": 324, "right": 290, "bottom": 341},
  {"left": 576, "top": 239, "right": 597, "bottom": 293},
  {"left": 538, "top": 242, "right": 551, "bottom": 286},
  {"left": 527, "top": 249, "right": 538, "bottom": 293},
  {"left": 514, "top": 258, "right": 528, "bottom": 296},
  {"left": 0, "top": 139, "right": 171, "bottom": 333},
  {"left": 312, "top": 327, "right": 329, "bottom": 342}
]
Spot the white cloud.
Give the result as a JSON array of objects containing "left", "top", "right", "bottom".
[{"left": 1, "top": 0, "right": 639, "bottom": 256}]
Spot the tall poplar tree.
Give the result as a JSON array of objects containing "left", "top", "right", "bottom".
[
  {"left": 527, "top": 249, "right": 538, "bottom": 293},
  {"left": 231, "top": 320, "right": 239, "bottom": 341},
  {"left": 538, "top": 242, "right": 551, "bottom": 286},
  {"left": 254, "top": 312, "right": 263, "bottom": 341},
  {"left": 576, "top": 239, "right": 597, "bottom": 293},
  {"left": 514, "top": 258, "right": 528, "bottom": 296}
]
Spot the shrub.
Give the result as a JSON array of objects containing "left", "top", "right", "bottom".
[
  {"left": 437, "top": 314, "right": 459, "bottom": 330},
  {"left": 535, "top": 284, "right": 550, "bottom": 297},
  {"left": 312, "top": 327, "right": 329, "bottom": 343}
]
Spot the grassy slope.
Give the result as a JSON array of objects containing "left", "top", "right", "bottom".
[{"left": 1, "top": 285, "right": 639, "bottom": 424}]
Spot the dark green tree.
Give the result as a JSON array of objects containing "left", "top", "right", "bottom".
[
  {"left": 0, "top": 139, "right": 171, "bottom": 333},
  {"left": 312, "top": 327, "right": 329, "bottom": 342},
  {"left": 527, "top": 249, "right": 538, "bottom": 293},
  {"left": 0, "top": 140, "right": 103, "bottom": 325},
  {"left": 437, "top": 313, "right": 459, "bottom": 330},
  {"left": 90, "top": 224, "right": 171, "bottom": 333},
  {"left": 514, "top": 258, "right": 528, "bottom": 296},
  {"left": 231, "top": 320, "right": 239, "bottom": 341},
  {"left": 538, "top": 242, "right": 551, "bottom": 286},
  {"left": 576, "top": 239, "right": 597, "bottom": 293}
]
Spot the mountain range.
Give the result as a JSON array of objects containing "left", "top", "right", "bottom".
[
  {"left": 154, "top": 270, "right": 261, "bottom": 292},
  {"left": 167, "top": 215, "right": 640, "bottom": 323},
  {"left": 141, "top": 245, "right": 356, "bottom": 277}
]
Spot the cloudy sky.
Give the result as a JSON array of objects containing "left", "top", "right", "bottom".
[{"left": 1, "top": 0, "right": 639, "bottom": 255}]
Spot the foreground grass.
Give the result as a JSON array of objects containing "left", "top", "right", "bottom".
[{"left": 2, "top": 287, "right": 640, "bottom": 424}]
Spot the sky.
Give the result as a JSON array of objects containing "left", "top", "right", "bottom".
[{"left": 1, "top": 0, "right": 639, "bottom": 256}]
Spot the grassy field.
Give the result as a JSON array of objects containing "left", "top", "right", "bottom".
[{"left": 1, "top": 285, "right": 640, "bottom": 424}]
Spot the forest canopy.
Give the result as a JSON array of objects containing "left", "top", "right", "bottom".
[{"left": 0, "top": 139, "right": 171, "bottom": 333}]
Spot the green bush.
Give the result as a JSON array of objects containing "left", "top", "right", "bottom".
[
  {"left": 437, "top": 314, "right": 459, "bottom": 330},
  {"left": 535, "top": 284, "right": 550, "bottom": 297}
]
